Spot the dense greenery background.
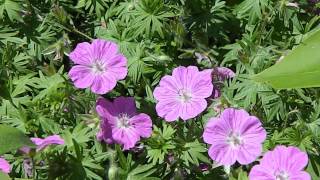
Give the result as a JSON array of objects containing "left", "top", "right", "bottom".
[{"left": 0, "top": 0, "right": 320, "bottom": 179}]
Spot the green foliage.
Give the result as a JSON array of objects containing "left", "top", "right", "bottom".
[
  {"left": 253, "top": 29, "right": 320, "bottom": 89},
  {"left": 0, "top": 124, "right": 35, "bottom": 154},
  {"left": 0, "top": 0, "right": 319, "bottom": 179}
]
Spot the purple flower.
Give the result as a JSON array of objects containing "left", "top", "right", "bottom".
[
  {"left": 68, "top": 39, "right": 127, "bottom": 94},
  {"left": 0, "top": 158, "right": 10, "bottom": 174},
  {"left": 21, "top": 135, "right": 65, "bottom": 154},
  {"left": 249, "top": 146, "right": 311, "bottom": 180},
  {"left": 96, "top": 97, "right": 153, "bottom": 150},
  {"left": 203, "top": 108, "right": 266, "bottom": 166},
  {"left": 212, "top": 67, "right": 235, "bottom": 98},
  {"left": 153, "top": 66, "right": 213, "bottom": 121}
]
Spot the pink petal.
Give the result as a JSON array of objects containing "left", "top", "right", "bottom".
[
  {"left": 208, "top": 144, "right": 236, "bottom": 166},
  {"left": 69, "top": 42, "right": 93, "bottom": 65},
  {"left": 130, "top": 113, "right": 152, "bottom": 138},
  {"left": 192, "top": 69, "right": 213, "bottom": 98},
  {"left": 172, "top": 66, "right": 199, "bottom": 89},
  {"left": 0, "top": 158, "right": 10, "bottom": 174},
  {"left": 155, "top": 99, "right": 180, "bottom": 122},
  {"left": 68, "top": 65, "right": 95, "bottom": 89},
  {"left": 153, "top": 86, "right": 178, "bottom": 101},
  {"left": 290, "top": 171, "right": 311, "bottom": 180},
  {"left": 249, "top": 164, "right": 274, "bottom": 180},
  {"left": 241, "top": 117, "right": 267, "bottom": 144},
  {"left": 90, "top": 74, "right": 117, "bottom": 94},
  {"left": 31, "top": 135, "right": 64, "bottom": 151},
  {"left": 106, "top": 55, "right": 128, "bottom": 80},
  {"left": 112, "top": 128, "right": 140, "bottom": 150},
  {"left": 203, "top": 117, "right": 228, "bottom": 145},
  {"left": 236, "top": 143, "right": 262, "bottom": 165},
  {"left": 91, "top": 39, "right": 118, "bottom": 61},
  {"left": 180, "top": 98, "right": 207, "bottom": 120}
]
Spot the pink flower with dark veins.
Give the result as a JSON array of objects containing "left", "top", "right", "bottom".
[
  {"left": 153, "top": 66, "right": 213, "bottom": 121},
  {"left": 203, "top": 108, "right": 266, "bottom": 165},
  {"left": 68, "top": 39, "right": 127, "bottom": 94},
  {"left": 249, "top": 146, "right": 311, "bottom": 180}
]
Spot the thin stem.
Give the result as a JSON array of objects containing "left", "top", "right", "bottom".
[{"left": 71, "top": 27, "right": 94, "bottom": 41}]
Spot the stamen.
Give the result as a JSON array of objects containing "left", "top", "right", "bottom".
[
  {"left": 177, "top": 89, "right": 192, "bottom": 103},
  {"left": 226, "top": 131, "right": 243, "bottom": 148},
  {"left": 91, "top": 61, "right": 105, "bottom": 74},
  {"left": 117, "top": 113, "right": 130, "bottom": 129}
]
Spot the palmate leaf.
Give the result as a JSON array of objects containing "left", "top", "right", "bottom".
[
  {"left": 132, "top": 0, "right": 174, "bottom": 38},
  {"left": 0, "top": 124, "right": 35, "bottom": 154},
  {"left": 253, "top": 29, "right": 320, "bottom": 89},
  {"left": 235, "top": 0, "right": 271, "bottom": 24},
  {"left": 0, "top": 0, "right": 23, "bottom": 22},
  {"left": 181, "top": 140, "right": 210, "bottom": 167}
]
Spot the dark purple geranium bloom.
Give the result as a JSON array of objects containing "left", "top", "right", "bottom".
[
  {"left": 96, "top": 97, "right": 153, "bottom": 150},
  {"left": 249, "top": 146, "right": 311, "bottom": 180},
  {"left": 68, "top": 39, "right": 127, "bottom": 94}
]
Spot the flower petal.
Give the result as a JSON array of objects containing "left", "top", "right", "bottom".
[
  {"left": 91, "top": 39, "right": 118, "bottom": 61},
  {"left": 106, "top": 54, "right": 128, "bottom": 80},
  {"left": 68, "top": 65, "right": 95, "bottom": 89},
  {"left": 192, "top": 69, "right": 213, "bottom": 98},
  {"left": 180, "top": 98, "right": 207, "bottom": 120},
  {"left": 90, "top": 74, "right": 117, "bottom": 94},
  {"left": 208, "top": 144, "right": 236, "bottom": 166},
  {"left": 69, "top": 42, "right": 93, "bottom": 65},
  {"left": 112, "top": 128, "right": 140, "bottom": 150},
  {"left": 113, "top": 97, "right": 137, "bottom": 117},
  {"left": 0, "top": 158, "right": 10, "bottom": 174},
  {"left": 155, "top": 99, "right": 180, "bottom": 122},
  {"left": 249, "top": 164, "right": 274, "bottom": 180},
  {"left": 130, "top": 113, "right": 152, "bottom": 138}
]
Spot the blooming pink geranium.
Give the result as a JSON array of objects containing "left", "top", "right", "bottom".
[
  {"left": 249, "top": 146, "right": 311, "bottom": 180},
  {"left": 20, "top": 135, "right": 65, "bottom": 154},
  {"left": 212, "top": 67, "right": 235, "bottom": 98},
  {"left": 68, "top": 39, "right": 127, "bottom": 94},
  {"left": 153, "top": 66, "right": 213, "bottom": 121},
  {"left": 96, "top": 97, "right": 152, "bottom": 150},
  {"left": 0, "top": 158, "right": 10, "bottom": 174},
  {"left": 203, "top": 108, "right": 266, "bottom": 165}
]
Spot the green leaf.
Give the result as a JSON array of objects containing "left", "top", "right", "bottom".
[
  {"left": 253, "top": 29, "right": 320, "bottom": 89},
  {"left": 0, "top": 0, "right": 23, "bottom": 22},
  {"left": 0, "top": 125, "right": 35, "bottom": 154},
  {"left": 0, "top": 172, "right": 10, "bottom": 180}
]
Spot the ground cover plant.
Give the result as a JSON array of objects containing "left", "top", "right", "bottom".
[{"left": 0, "top": 0, "right": 320, "bottom": 179}]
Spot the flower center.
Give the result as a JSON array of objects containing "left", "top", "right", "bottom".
[
  {"left": 117, "top": 113, "right": 130, "bottom": 129},
  {"left": 275, "top": 171, "right": 289, "bottom": 180},
  {"left": 91, "top": 61, "right": 105, "bottom": 74},
  {"left": 177, "top": 89, "right": 192, "bottom": 103},
  {"left": 226, "top": 131, "right": 243, "bottom": 148}
]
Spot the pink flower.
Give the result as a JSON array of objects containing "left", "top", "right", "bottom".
[
  {"left": 203, "top": 108, "right": 266, "bottom": 165},
  {"left": 68, "top": 39, "right": 127, "bottom": 94},
  {"left": 0, "top": 158, "right": 10, "bottom": 174},
  {"left": 20, "top": 135, "right": 65, "bottom": 154},
  {"left": 96, "top": 97, "right": 153, "bottom": 150},
  {"left": 153, "top": 66, "right": 213, "bottom": 121},
  {"left": 249, "top": 146, "right": 311, "bottom": 180},
  {"left": 212, "top": 67, "right": 235, "bottom": 98}
]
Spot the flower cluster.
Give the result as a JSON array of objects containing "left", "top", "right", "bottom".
[{"left": 68, "top": 39, "right": 311, "bottom": 179}]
